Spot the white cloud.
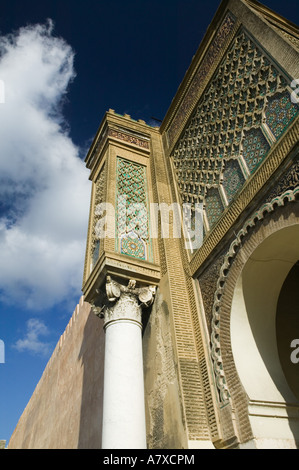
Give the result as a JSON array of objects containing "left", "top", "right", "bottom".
[
  {"left": 13, "top": 318, "right": 51, "bottom": 356},
  {"left": 0, "top": 21, "right": 91, "bottom": 310}
]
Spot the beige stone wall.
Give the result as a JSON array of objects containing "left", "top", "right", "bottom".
[
  {"left": 143, "top": 273, "right": 187, "bottom": 449},
  {"left": 8, "top": 297, "right": 105, "bottom": 449}
]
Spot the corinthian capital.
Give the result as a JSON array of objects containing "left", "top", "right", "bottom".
[
  {"left": 105, "top": 276, "right": 156, "bottom": 308},
  {"left": 91, "top": 276, "right": 156, "bottom": 327}
]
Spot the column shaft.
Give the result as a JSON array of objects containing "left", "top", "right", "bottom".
[{"left": 101, "top": 294, "right": 147, "bottom": 449}]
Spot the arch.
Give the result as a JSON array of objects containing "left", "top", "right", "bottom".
[
  {"left": 211, "top": 187, "right": 299, "bottom": 406},
  {"left": 210, "top": 186, "right": 299, "bottom": 447},
  {"left": 230, "top": 225, "right": 299, "bottom": 448},
  {"left": 231, "top": 225, "right": 299, "bottom": 405}
]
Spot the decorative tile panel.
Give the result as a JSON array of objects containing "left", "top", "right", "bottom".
[
  {"left": 265, "top": 91, "right": 299, "bottom": 139},
  {"left": 171, "top": 27, "right": 299, "bottom": 237},
  {"left": 222, "top": 158, "right": 246, "bottom": 203},
  {"left": 242, "top": 127, "right": 270, "bottom": 174},
  {"left": 120, "top": 231, "right": 146, "bottom": 259},
  {"left": 205, "top": 187, "right": 224, "bottom": 230},
  {"left": 116, "top": 157, "right": 150, "bottom": 260},
  {"left": 90, "top": 164, "right": 106, "bottom": 269}
]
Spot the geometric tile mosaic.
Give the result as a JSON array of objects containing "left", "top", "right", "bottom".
[
  {"left": 222, "top": 158, "right": 246, "bottom": 203},
  {"left": 171, "top": 27, "right": 298, "bottom": 237},
  {"left": 91, "top": 165, "right": 106, "bottom": 269},
  {"left": 116, "top": 157, "right": 149, "bottom": 260},
  {"left": 120, "top": 231, "right": 146, "bottom": 260},
  {"left": 265, "top": 91, "right": 299, "bottom": 139},
  {"left": 242, "top": 127, "right": 270, "bottom": 174},
  {"left": 205, "top": 187, "right": 224, "bottom": 230}
]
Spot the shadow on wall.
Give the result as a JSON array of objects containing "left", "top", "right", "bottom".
[{"left": 77, "top": 307, "right": 105, "bottom": 449}]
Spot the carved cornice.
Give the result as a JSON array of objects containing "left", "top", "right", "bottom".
[
  {"left": 164, "top": 11, "right": 239, "bottom": 152},
  {"left": 244, "top": 0, "right": 299, "bottom": 38}
]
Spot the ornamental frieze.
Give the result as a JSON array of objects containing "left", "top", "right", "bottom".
[
  {"left": 108, "top": 128, "right": 150, "bottom": 149},
  {"left": 167, "top": 11, "right": 237, "bottom": 148}
]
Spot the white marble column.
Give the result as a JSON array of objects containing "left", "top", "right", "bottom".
[{"left": 94, "top": 277, "right": 155, "bottom": 449}]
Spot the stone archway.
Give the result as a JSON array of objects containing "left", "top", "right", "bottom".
[
  {"left": 210, "top": 187, "right": 299, "bottom": 448},
  {"left": 230, "top": 225, "right": 299, "bottom": 448}
]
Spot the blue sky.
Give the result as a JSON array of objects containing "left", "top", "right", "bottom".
[{"left": 0, "top": 0, "right": 298, "bottom": 445}]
